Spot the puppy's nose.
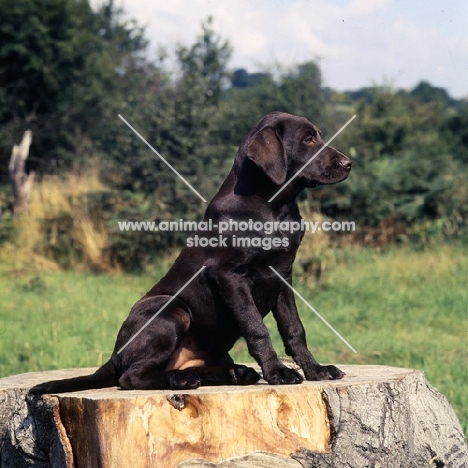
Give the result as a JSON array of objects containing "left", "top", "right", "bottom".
[{"left": 341, "top": 158, "right": 352, "bottom": 170}]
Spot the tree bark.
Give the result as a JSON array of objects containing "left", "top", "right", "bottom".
[
  {"left": 8, "top": 130, "right": 35, "bottom": 214},
  {"left": 0, "top": 365, "right": 466, "bottom": 468}
]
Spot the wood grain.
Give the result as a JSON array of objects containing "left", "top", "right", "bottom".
[{"left": 1, "top": 365, "right": 466, "bottom": 468}]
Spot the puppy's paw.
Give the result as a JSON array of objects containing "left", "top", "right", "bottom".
[
  {"left": 264, "top": 366, "right": 303, "bottom": 385},
  {"left": 304, "top": 364, "right": 345, "bottom": 381},
  {"left": 325, "top": 364, "right": 346, "bottom": 380},
  {"left": 166, "top": 370, "right": 201, "bottom": 390},
  {"left": 228, "top": 365, "right": 261, "bottom": 385}
]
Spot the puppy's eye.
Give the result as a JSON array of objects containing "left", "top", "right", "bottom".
[{"left": 303, "top": 135, "right": 315, "bottom": 144}]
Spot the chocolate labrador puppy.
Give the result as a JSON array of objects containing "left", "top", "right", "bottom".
[{"left": 30, "top": 111, "right": 351, "bottom": 394}]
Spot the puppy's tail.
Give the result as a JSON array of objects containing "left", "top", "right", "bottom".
[{"left": 28, "top": 360, "right": 117, "bottom": 395}]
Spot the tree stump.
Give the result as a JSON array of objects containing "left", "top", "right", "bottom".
[
  {"left": 8, "top": 130, "right": 35, "bottom": 214},
  {"left": 0, "top": 365, "right": 466, "bottom": 468}
]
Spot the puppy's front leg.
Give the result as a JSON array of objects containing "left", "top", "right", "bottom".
[
  {"left": 273, "top": 282, "right": 345, "bottom": 381},
  {"left": 218, "top": 273, "right": 303, "bottom": 385}
]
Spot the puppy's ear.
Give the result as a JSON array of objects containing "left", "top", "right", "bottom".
[{"left": 246, "top": 127, "right": 287, "bottom": 185}]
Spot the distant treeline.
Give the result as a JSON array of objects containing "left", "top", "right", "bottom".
[{"left": 0, "top": 0, "right": 466, "bottom": 270}]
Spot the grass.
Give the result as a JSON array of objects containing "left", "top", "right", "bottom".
[
  {"left": 9, "top": 165, "right": 113, "bottom": 272},
  {"left": 0, "top": 243, "right": 466, "bottom": 436}
]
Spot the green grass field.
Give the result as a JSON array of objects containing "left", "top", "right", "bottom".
[{"left": 0, "top": 244, "right": 466, "bottom": 435}]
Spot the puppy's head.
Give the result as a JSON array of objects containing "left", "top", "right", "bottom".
[{"left": 243, "top": 112, "right": 352, "bottom": 189}]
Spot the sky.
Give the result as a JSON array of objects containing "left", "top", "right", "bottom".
[{"left": 108, "top": 0, "right": 467, "bottom": 98}]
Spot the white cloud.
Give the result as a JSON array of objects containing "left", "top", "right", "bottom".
[
  {"left": 346, "top": 0, "right": 391, "bottom": 16},
  {"left": 102, "top": 0, "right": 467, "bottom": 98}
]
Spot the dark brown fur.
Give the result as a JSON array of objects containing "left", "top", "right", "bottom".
[{"left": 30, "top": 111, "right": 351, "bottom": 394}]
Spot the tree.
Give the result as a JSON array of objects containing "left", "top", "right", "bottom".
[
  {"left": 0, "top": 0, "right": 146, "bottom": 173},
  {"left": 409, "top": 80, "right": 455, "bottom": 106},
  {"left": 231, "top": 69, "right": 269, "bottom": 89},
  {"left": 317, "top": 84, "right": 467, "bottom": 242},
  {"left": 100, "top": 18, "right": 234, "bottom": 222},
  {"left": 279, "top": 61, "right": 325, "bottom": 123},
  {"left": 176, "top": 16, "right": 232, "bottom": 107}
]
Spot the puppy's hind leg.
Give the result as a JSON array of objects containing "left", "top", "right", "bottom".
[
  {"left": 118, "top": 365, "right": 202, "bottom": 390},
  {"left": 184, "top": 364, "right": 261, "bottom": 387},
  {"left": 116, "top": 296, "right": 198, "bottom": 390}
]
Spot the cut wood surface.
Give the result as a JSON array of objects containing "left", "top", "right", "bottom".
[{"left": 1, "top": 365, "right": 467, "bottom": 468}]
